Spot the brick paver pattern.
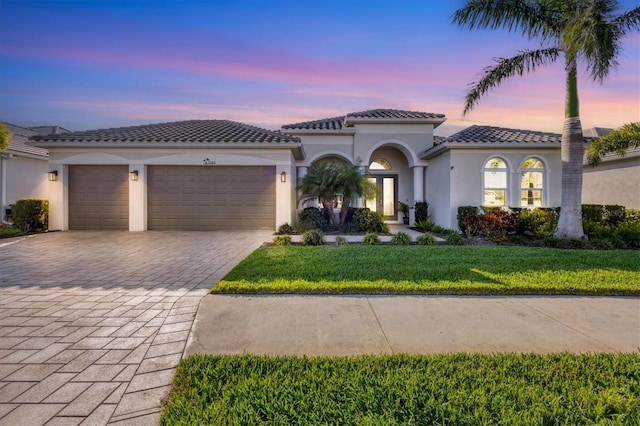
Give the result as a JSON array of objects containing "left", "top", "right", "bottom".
[{"left": 0, "top": 230, "right": 270, "bottom": 425}]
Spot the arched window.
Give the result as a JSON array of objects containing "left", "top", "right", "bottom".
[
  {"left": 369, "top": 159, "right": 391, "bottom": 170},
  {"left": 483, "top": 158, "right": 508, "bottom": 207},
  {"left": 520, "top": 157, "right": 544, "bottom": 207}
]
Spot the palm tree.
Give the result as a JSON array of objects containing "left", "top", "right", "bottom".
[
  {"left": 298, "top": 161, "right": 341, "bottom": 227},
  {"left": 0, "top": 122, "right": 10, "bottom": 151},
  {"left": 587, "top": 122, "right": 640, "bottom": 166},
  {"left": 337, "top": 161, "right": 376, "bottom": 225},
  {"left": 453, "top": 0, "right": 640, "bottom": 239}
]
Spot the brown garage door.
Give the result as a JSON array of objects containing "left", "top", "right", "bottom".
[
  {"left": 69, "top": 165, "right": 129, "bottom": 230},
  {"left": 148, "top": 166, "right": 276, "bottom": 230}
]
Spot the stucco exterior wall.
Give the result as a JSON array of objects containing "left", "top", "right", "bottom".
[
  {"left": 3, "top": 155, "right": 48, "bottom": 206},
  {"left": 582, "top": 153, "right": 640, "bottom": 209},
  {"left": 46, "top": 147, "right": 296, "bottom": 231},
  {"left": 425, "top": 152, "right": 451, "bottom": 228},
  {"left": 425, "top": 148, "right": 562, "bottom": 230}
]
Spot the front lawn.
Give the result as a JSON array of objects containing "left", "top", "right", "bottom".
[
  {"left": 161, "top": 353, "right": 640, "bottom": 425},
  {"left": 213, "top": 246, "right": 640, "bottom": 295}
]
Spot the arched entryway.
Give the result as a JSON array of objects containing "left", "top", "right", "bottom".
[{"left": 366, "top": 146, "right": 412, "bottom": 221}]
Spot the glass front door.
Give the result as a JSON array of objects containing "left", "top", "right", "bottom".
[{"left": 365, "top": 175, "right": 397, "bottom": 220}]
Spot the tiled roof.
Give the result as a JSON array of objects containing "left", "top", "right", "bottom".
[
  {"left": 31, "top": 120, "right": 301, "bottom": 145},
  {"left": 282, "top": 109, "right": 446, "bottom": 130},
  {"left": 3, "top": 123, "right": 49, "bottom": 158},
  {"left": 445, "top": 125, "right": 563, "bottom": 144}
]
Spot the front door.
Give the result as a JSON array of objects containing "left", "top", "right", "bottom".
[{"left": 365, "top": 175, "right": 397, "bottom": 220}]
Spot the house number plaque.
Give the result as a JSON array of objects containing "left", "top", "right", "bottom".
[{"left": 203, "top": 158, "right": 216, "bottom": 165}]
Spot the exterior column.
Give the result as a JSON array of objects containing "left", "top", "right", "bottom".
[
  {"left": 0, "top": 154, "right": 6, "bottom": 222},
  {"left": 356, "top": 166, "right": 367, "bottom": 208},
  {"left": 297, "top": 166, "right": 308, "bottom": 209},
  {"left": 412, "top": 166, "right": 424, "bottom": 225},
  {"left": 48, "top": 164, "right": 68, "bottom": 231},
  {"left": 129, "top": 164, "right": 146, "bottom": 231}
]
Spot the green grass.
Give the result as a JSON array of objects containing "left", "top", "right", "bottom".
[
  {"left": 0, "top": 226, "right": 21, "bottom": 238},
  {"left": 213, "top": 246, "right": 640, "bottom": 295},
  {"left": 161, "top": 353, "right": 640, "bottom": 425}
]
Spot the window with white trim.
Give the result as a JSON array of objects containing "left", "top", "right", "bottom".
[
  {"left": 520, "top": 157, "right": 544, "bottom": 207},
  {"left": 482, "top": 158, "right": 508, "bottom": 207}
]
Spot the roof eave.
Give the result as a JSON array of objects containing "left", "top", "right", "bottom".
[
  {"left": 420, "top": 142, "right": 562, "bottom": 160},
  {"left": 281, "top": 128, "right": 356, "bottom": 136}
]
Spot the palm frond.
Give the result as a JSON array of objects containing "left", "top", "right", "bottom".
[
  {"left": 464, "top": 48, "right": 560, "bottom": 115},
  {"left": 586, "top": 122, "right": 640, "bottom": 166},
  {"left": 452, "top": 0, "right": 560, "bottom": 41},
  {"left": 611, "top": 5, "right": 640, "bottom": 32}
]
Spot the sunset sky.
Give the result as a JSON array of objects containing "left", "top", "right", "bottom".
[{"left": 1, "top": 0, "right": 638, "bottom": 136}]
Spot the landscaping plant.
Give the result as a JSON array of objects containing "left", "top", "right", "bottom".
[
  {"left": 362, "top": 233, "right": 380, "bottom": 245},
  {"left": 302, "top": 229, "right": 324, "bottom": 246},
  {"left": 391, "top": 232, "right": 412, "bottom": 245},
  {"left": 272, "top": 235, "right": 292, "bottom": 246},
  {"left": 416, "top": 233, "right": 436, "bottom": 245}
]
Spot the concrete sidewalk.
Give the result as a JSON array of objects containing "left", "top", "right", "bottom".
[{"left": 186, "top": 295, "right": 640, "bottom": 356}]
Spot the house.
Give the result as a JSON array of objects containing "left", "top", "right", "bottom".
[
  {"left": 0, "top": 123, "right": 68, "bottom": 222},
  {"left": 581, "top": 128, "right": 640, "bottom": 209},
  {"left": 28, "top": 109, "right": 635, "bottom": 232}
]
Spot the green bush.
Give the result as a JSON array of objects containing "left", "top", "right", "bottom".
[
  {"left": 582, "top": 204, "right": 604, "bottom": 224},
  {"left": 354, "top": 208, "right": 384, "bottom": 233},
  {"left": 457, "top": 206, "right": 479, "bottom": 234},
  {"left": 543, "top": 237, "right": 561, "bottom": 248},
  {"left": 302, "top": 229, "right": 324, "bottom": 246},
  {"left": 445, "top": 232, "right": 464, "bottom": 245},
  {"left": 590, "top": 238, "right": 614, "bottom": 250},
  {"left": 510, "top": 234, "right": 527, "bottom": 245},
  {"left": 298, "top": 208, "right": 329, "bottom": 232},
  {"left": 519, "top": 208, "right": 559, "bottom": 238},
  {"left": 335, "top": 236, "right": 349, "bottom": 246},
  {"left": 276, "top": 223, "right": 294, "bottom": 235},
  {"left": 272, "top": 235, "right": 292, "bottom": 246},
  {"left": 11, "top": 199, "right": 48, "bottom": 233},
  {"left": 414, "top": 201, "right": 429, "bottom": 222},
  {"left": 615, "top": 221, "right": 640, "bottom": 248},
  {"left": 604, "top": 205, "right": 625, "bottom": 226},
  {"left": 416, "top": 233, "right": 436, "bottom": 245},
  {"left": 362, "top": 233, "right": 380, "bottom": 245},
  {"left": 569, "top": 238, "right": 587, "bottom": 249},
  {"left": 391, "top": 232, "right": 412, "bottom": 245}
]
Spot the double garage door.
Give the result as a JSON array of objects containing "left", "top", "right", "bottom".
[{"left": 68, "top": 165, "right": 275, "bottom": 230}]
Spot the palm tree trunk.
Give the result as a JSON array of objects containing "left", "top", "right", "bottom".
[
  {"left": 340, "top": 196, "right": 352, "bottom": 225},
  {"left": 554, "top": 61, "right": 585, "bottom": 240},
  {"left": 322, "top": 199, "right": 339, "bottom": 228}
]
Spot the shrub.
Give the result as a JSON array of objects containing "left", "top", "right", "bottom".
[
  {"left": 354, "top": 208, "right": 384, "bottom": 233},
  {"left": 416, "top": 233, "right": 436, "bottom": 245},
  {"left": 298, "top": 207, "right": 329, "bottom": 232},
  {"left": 11, "top": 199, "right": 48, "bottom": 233},
  {"left": 335, "top": 236, "right": 349, "bottom": 246},
  {"left": 391, "top": 232, "right": 412, "bottom": 245},
  {"left": 445, "top": 232, "right": 464, "bottom": 246},
  {"left": 276, "top": 223, "right": 294, "bottom": 235},
  {"left": 480, "top": 206, "right": 503, "bottom": 215},
  {"left": 582, "top": 204, "right": 604, "bottom": 224},
  {"left": 604, "top": 205, "right": 625, "bottom": 226},
  {"left": 0, "top": 226, "right": 21, "bottom": 238},
  {"left": 381, "top": 223, "right": 390, "bottom": 234},
  {"left": 414, "top": 201, "right": 429, "bottom": 222},
  {"left": 302, "top": 229, "right": 324, "bottom": 246},
  {"left": 457, "top": 206, "right": 479, "bottom": 234},
  {"left": 615, "top": 221, "right": 640, "bottom": 248},
  {"left": 362, "top": 233, "right": 380, "bottom": 245},
  {"left": 519, "top": 208, "right": 559, "bottom": 238},
  {"left": 272, "top": 235, "right": 292, "bottom": 246}
]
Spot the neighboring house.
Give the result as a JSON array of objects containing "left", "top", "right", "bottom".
[
  {"left": 582, "top": 128, "right": 640, "bottom": 209},
  {"left": 28, "top": 109, "right": 635, "bottom": 232},
  {"left": 0, "top": 123, "right": 67, "bottom": 222}
]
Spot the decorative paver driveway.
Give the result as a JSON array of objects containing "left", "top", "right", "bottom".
[{"left": 0, "top": 230, "right": 270, "bottom": 426}]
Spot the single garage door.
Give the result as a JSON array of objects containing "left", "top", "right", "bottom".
[
  {"left": 69, "top": 165, "right": 129, "bottom": 230},
  {"left": 148, "top": 166, "right": 276, "bottom": 230}
]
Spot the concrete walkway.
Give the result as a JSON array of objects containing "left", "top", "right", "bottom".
[
  {"left": 0, "top": 230, "right": 271, "bottom": 426},
  {"left": 187, "top": 295, "right": 640, "bottom": 356}
]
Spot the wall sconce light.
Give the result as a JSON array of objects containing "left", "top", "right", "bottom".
[
  {"left": 130, "top": 170, "right": 139, "bottom": 181},
  {"left": 280, "top": 171, "right": 286, "bottom": 183},
  {"left": 48, "top": 170, "right": 58, "bottom": 181}
]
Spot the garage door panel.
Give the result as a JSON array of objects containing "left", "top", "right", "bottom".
[
  {"left": 148, "top": 166, "right": 275, "bottom": 230},
  {"left": 69, "top": 165, "right": 129, "bottom": 230}
]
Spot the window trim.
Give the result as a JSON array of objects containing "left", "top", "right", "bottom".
[
  {"left": 518, "top": 156, "right": 547, "bottom": 208},
  {"left": 481, "top": 156, "right": 510, "bottom": 208}
]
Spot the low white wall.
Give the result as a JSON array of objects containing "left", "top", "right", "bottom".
[{"left": 582, "top": 155, "right": 640, "bottom": 209}]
